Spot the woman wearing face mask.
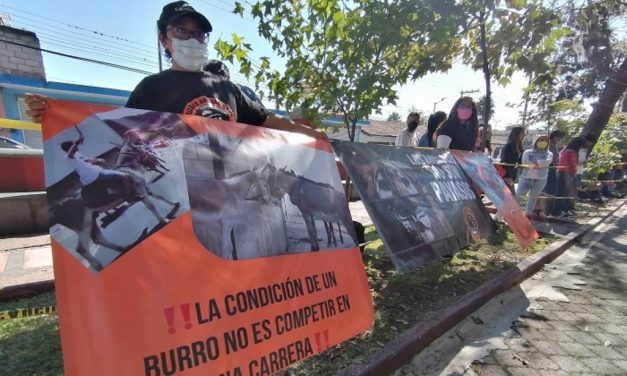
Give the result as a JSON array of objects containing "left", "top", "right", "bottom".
[
  {"left": 436, "top": 97, "right": 479, "bottom": 151},
  {"left": 499, "top": 126, "right": 525, "bottom": 194},
  {"left": 516, "top": 135, "right": 553, "bottom": 216},
  {"left": 25, "top": 2, "right": 324, "bottom": 141}
]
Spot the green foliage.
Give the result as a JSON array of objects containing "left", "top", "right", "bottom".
[
  {"left": 586, "top": 113, "right": 627, "bottom": 178},
  {"left": 478, "top": 95, "right": 495, "bottom": 122},
  {"left": 387, "top": 112, "right": 402, "bottom": 122},
  {"left": 218, "top": 0, "right": 462, "bottom": 141},
  {"left": 460, "top": 0, "right": 561, "bottom": 124},
  {"left": 524, "top": 0, "right": 626, "bottom": 124}
]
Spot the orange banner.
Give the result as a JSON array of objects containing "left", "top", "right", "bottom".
[{"left": 42, "top": 100, "right": 374, "bottom": 375}]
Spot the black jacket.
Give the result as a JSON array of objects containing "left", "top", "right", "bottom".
[{"left": 499, "top": 142, "right": 521, "bottom": 180}]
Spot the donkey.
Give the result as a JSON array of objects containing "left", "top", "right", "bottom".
[
  {"left": 268, "top": 167, "right": 356, "bottom": 251},
  {"left": 51, "top": 160, "right": 180, "bottom": 272},
  {"left": 188, "top": 163, "right": 276, "bottom": 259}
]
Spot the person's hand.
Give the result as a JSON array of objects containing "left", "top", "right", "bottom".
[
  {"left": 24, "top": 93, "right": 49, "bottom": 123},
  {"left": 297, "top": 124, "right": 328, "bottom": 141}
]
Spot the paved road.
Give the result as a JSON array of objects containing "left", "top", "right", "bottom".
[{"left": 467, "top": 207, "right": 627, "bottom": 375}]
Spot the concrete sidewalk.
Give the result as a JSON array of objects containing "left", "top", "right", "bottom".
[
  {"left": 0, "top": 233, "right": 52, "bottom": 290},
  {"left": 396, "top": 204, "right": 627, "bottom": 376},
  {"left": 0, "top": 201, "right": 373, "bottom": 292},
  {"left": 468, "top": 208, "right": 627, "bottom": 375}
]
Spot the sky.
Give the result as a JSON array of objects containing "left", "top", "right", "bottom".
[{"left": 0, "top": 0, "right": 534, "bottom": 130}]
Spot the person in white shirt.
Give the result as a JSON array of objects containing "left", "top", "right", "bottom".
[
  {"left": 575, "top": 134, "right": 597, "bottom": 190},
  {"left": 61, "top": 137, "right": 134, "bottom": 198},
  {"left": 394, "top": 112, "right": 420, "bottom": 147},
  {"left": 516, "top": 135, "right": 553, "bottom": 216}
]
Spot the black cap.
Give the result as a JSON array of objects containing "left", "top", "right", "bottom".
[{"left": 158, "top": 1, "right": 212, "bottom": 33}]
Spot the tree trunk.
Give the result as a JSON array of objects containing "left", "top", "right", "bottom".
[
  {"left": 581, "top": 57, "right": 627, "bottom": 148},
  {"left": 479, "top": 14, "right": 492, "bottom": 147}
]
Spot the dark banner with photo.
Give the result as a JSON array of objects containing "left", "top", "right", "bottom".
[
  {"left": 333, "top": 141, "right": 495, "bottom": 271},
  {"left": 42, "top": 100, "right": 374, "bottom": 376},
  {"left": 450, "top": 150, "right": 538, "bottom": 248}
]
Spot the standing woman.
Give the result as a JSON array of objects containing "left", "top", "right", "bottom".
[
  {"left": 516, "top": 135, "right": 553, "bottom": 216},
  {"left": 499, "top": 126, "right": 525, "bottom": 194},
  {"left": 436, "top": 97, "right": 479, "bottom": 151},
  {"left": 556, "top": 137, "right": 586, "bottom": 217},
  {"left": 419, "top": 111, "right": 447, "bottom": 147}
]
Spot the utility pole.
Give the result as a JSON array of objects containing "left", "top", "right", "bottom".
[{"left": 433, "top": 97, "right": 446, "bottom": 113}]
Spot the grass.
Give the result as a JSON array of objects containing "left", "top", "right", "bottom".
[
  {"left": 284, "top": 224, "right": 555, "bottom": 375},
  {"left": 0, "top": 292, "right": 62, "bottom": 376},
  {"left": 0, "top": 228, "right": 556, "bottom": 376}
]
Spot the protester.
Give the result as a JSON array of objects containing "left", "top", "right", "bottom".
[
  {"left": 436, "top": 97, "right": 479, "bottom": 151},
  {"left": 516, "top": 135, "right": 553, "bottom": 216},
  {"left": 555, "top": 137, "right": 586, "bottom": 217},
  {"left": 575, "top": 134, "right": 597, "bottom": 193},
  {"left": 499, "top": 126, "right": 525, "bottom": 194},
  {"left": 25, "top": 1, "right": 324, "bottom": 141},
  {"left": 543, "top": 130, "right": 565, "bottom": 215},
  {"left": 395, "top": 112, "right": 421, "bottom": 147},
  {"left": 418, "top": 111, "right": 446, "bottom": 147}
]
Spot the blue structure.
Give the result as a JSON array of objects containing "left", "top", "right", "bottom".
[
  {"left": 1, "top": 73, "right": 370, "bottom": 146},
  {"left": 0, "top": 73, "right": 130, "bottom": 147}
]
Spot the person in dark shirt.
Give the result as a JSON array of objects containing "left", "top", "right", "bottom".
[
  {"left": 25, "top": 1, "right": 324, "bottom": 141},
  {"left": 499, "top": 126, "right": 525, "bottom": 194},
  {"left": 202, "top": 59, "right": 265, "bottom": 108},
  {"left": 436, "top": 96, "right": 479, "bottom": 151},
  {"left": 418, "top": 111, "right": 446, "bottom": 147},
  {"left": 544, "top": 130, "right": 565, "bottom": 215}
]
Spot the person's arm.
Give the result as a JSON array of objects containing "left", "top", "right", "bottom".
[
  {"left": 537, "top": 151, "right": 553, "bottom": 168},
  {"left": 436, "top": 135, "right": 452, "bottom": 149},
  {"left": 262, "top": 112, "right": 327, "bottom": 140},
  {"left": 67, "top": 140, "right": 81, "bottom": 159},
  {"left": 24, "top": 93, "right": 49, "bottom": 123},
  {"left": 521, "top": 150, "right": 534, "bottom": 167}
]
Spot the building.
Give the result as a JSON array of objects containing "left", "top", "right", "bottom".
[
  {"left": 328, "top": 119, "right": 425, "bottom": 145},
  {"left": 0, "top": 25, "right": 130, "bottom": 148}
]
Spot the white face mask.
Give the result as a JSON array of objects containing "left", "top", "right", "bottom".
[{"left": 171, "top": 37, "right": 208, "bottom": 71}]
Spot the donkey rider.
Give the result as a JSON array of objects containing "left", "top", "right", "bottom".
[{"left": 61, "top": 137, "right": 137, "bottom": 203}]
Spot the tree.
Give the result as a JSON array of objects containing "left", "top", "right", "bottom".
[
  {"left": 477, "top": 95, "right": 495, "bottom": 123},
  {"left": 387, "top": 112, "right": 402, "bottom": 122},
  {"left": 460, "top": 0, "right": 564, "bottom": 140},
  {"left": 221, "top": 0, "right": 462, "bottom": 142},
  {"left": 523, "top": 0, "right": 627, "bottom": 148}
]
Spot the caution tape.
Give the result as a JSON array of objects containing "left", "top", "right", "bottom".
[
  {"left": 521, "top": 196, "right": 576, "bottom": 200},
  {"left": 0, "top": 305, "right": 57, "bottom": 321},
  {"left": 582, "top": 179, "right": 626, "bottom": 183},
  {"left": 0, "top": 118, "right": 41, "bottom": 131}
]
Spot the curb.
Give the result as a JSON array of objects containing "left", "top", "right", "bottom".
[
  {"left": 338, "top": 199, "right": 626, "bottom": 376},
  {"left": 0, "top": 279, "right": 55, "bottom": 301}
]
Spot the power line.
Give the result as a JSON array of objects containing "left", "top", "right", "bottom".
[
  {"left": 37, "top": 37, "right": 159, "bottom": 69},
  {"left": 6, "top": 13, "right": 157, "bottom": 56},
  {"left": 17, "top": 26, "right": 160, "bottom": 67},
  {"left": 0, "top": 3, "right": 155, "bottom": 50},
  {"left": 0, "top": 38, "right": 155, "bottom": 75},
  {"left": 197, "top": 0, "right": 256, "bottom": 22}
]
